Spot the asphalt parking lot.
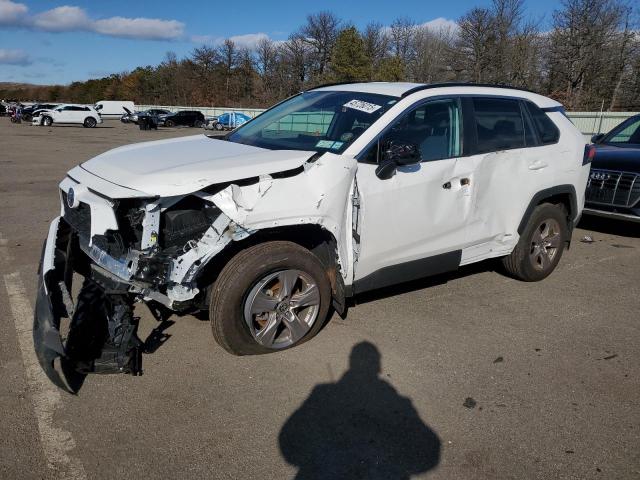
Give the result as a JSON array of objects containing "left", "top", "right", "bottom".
[{"left": 1, "top": 119, "right": 639, "bottom": 479}]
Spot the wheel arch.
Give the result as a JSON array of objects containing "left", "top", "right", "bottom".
[
  {"left": 195, "top": 223, "right": 347, "bottom": 314},
  {"left": 518, "top": 184, "right": 578, "bottom": 242}
]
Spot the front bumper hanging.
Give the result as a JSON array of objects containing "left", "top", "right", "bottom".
[{"left": 34, "top": 217, "right": 143, "bottom": 393}]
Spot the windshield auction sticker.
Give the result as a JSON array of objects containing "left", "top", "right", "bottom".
[{"left": 343, "top": 99, "right": 382, "bottom": 114}]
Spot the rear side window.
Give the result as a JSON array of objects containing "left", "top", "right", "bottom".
[
  {"left": 472, "top": 98, "right": 526, "bottom": 153},
  {"left": 525, "top": 102, "right": 560, "bottom": 144}
]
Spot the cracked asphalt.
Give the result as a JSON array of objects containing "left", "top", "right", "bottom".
[{"left": 1, "top": 119, "right": 639, "bottom": 479}]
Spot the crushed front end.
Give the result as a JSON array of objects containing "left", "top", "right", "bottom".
[{"left": 34, "top": 174, "right": 239, "bottom": 393}]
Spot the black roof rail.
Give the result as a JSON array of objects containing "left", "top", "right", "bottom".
[
  {"left": 305, "top": 81, "right": 365, "bottom": 92},
  {"left": 401, "top": 82, "right": 536, "bottom": 98}
]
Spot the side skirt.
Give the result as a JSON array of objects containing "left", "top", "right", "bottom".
[{"left": 352, "top": 250, "right": 462, "bottom": 295}]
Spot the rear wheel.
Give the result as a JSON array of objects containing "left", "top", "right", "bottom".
[
  {"left": 165, "top": 119, "right": 175, "bottom": 127},
  {"left": 209, "top": 241, "right": 331, "bottom": 355},
  {"left": 502, "top": 203, "right": 568, "bottom": 281},
  {"left": 194, "top": 119, "right": 204, "bottom": 128},
  {"left": 83, "top": 117, "right": 97, "bottom": 128},
  {"left": 214, "top": 122, "right": 224, "bottom": 131}
]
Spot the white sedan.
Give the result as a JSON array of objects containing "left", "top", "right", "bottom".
[{"left": 32, "top": 104, "right": 103, "bottom": 128}]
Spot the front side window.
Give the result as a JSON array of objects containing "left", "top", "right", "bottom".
[
  {"left": 604, "top": 117, "right": 640, "bottom": 145},
  {"left": 369, "top": 98, "right": 462, "bottom": 163},
  {"left": 473, "top": 97, "right": 528, "bottom": 153},
  {"left": 227, "top": 91, "right": 397, "bottom": 153}
]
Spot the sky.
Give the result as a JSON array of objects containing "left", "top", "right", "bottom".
[{"left": 0, "top": 0, "right": 560, "bottom": 85}]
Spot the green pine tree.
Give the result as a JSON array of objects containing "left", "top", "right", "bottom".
[{"left": 329, "top": 27, "right": 371, "bottom": 82}]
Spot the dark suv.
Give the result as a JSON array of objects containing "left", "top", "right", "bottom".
[
  {"left": 584, "top": 114, "right": 640, "bottom": 222},
  {"left": 160, "top": 110, "right": 205, "bottom": 128}
]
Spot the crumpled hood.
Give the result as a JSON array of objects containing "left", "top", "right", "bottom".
[{"left": 81, "top": 135, "right": 315, "bottom": 197}]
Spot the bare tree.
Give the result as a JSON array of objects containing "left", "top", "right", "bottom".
[{"left": 300, "top": 11, "right": 341, "bottom": 79}]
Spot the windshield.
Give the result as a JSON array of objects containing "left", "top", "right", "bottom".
[
  {"left": 602, "top": 116, "right": 640, "bottom": 145},
  {"left": 227, "top": 91, "right": 397, "bottom": 153}
]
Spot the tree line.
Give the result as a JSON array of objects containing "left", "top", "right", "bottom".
[{"left": 3, "top": 0, "right": 638, "bottom": 111}]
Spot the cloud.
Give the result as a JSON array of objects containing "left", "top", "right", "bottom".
[
  {"left": 0, "top": 48, "right": 31, "bottom": 65},
  {"left": 0, "top": 0, "right": 27, "bottom": 25},
  {"left": 32, "top": 5, "right": 89, "bottom": 32},
  {"left": 421, "top": 17, "right": 459, "bottom": 33},
  {"left": 0, "top": 1, "right": 184, "bottom": 40}
]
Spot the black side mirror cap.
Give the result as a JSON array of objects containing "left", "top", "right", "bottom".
[
  {"left": 591, "top": 133, "right": 605, "bottom": 144},
  {"left": 375, "top": 160, "right": 397, "bottom": 180}
]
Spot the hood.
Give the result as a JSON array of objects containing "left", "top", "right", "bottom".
[
  {"left": 80, "top": 135, "right": 315, "bottom": 197},
  {"left": 592, "top": 144, "right": 640, "bottom": 173}
]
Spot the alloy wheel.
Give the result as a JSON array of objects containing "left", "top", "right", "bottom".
[{"left": 529, "top": 218, "right": 562, "bottom": 271}]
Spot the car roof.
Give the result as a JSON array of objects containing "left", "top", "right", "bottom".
[{"left": 311, "top": 82, "right": 562, "bottom": 108}]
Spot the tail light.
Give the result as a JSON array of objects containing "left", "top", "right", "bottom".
[{"left": 583, "top": 145, "right": 596, "bottom": 165}]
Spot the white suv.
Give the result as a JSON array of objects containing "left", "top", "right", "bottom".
[
  {"left": 34, "top": 83, "right": 589, "bottom": 391},
  {"left": 32, "top": 104, "right": 102, "bottom": 128}
]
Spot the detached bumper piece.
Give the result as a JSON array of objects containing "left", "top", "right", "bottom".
[{"left": 34, "top": 218, "right": 143, "bottom": 393}]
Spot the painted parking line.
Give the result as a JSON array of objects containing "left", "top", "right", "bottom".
[{"left": 2, "top": 232, "right": 87, "bottom": 479}]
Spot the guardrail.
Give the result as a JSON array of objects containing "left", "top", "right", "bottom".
[{"left": 135, "top": 104, "right": 637, "bottom": 136}]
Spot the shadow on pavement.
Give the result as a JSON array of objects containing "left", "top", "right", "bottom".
[{"left": 279, "top": 342, "right": 441, "bottom": 479}]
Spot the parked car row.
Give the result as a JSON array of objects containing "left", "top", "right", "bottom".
[{"left": 121, "top": 108, "right": 253, "bottom": 130}]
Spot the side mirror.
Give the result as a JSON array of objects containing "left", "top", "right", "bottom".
[
  {"left": 375, "top": 139, "right": 421, "bottom": 180},
  {"left": 591, "top": 133, "right": 604, "bottom": 144}
]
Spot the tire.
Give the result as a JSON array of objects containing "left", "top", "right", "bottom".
[
  {"left": 83, "top": 117, "right": 97, "bottom": 128},
  {"left": 42, "top": 116, "right": 52, "bottom": 126},
  {"left": 214, "top": 122, "right": 224, "bottom": 131},
  {"left": 194, "top": 120, "right": 204, "bottom": 128},
  {"left": 502, "top": 203, "right": 568, "bottom": 282},
  {"left": 165, "top": 119, "right": 175, "bottom": 127},
  {"left": 209, "top": 241, "right": 331, "bottom": 355}
]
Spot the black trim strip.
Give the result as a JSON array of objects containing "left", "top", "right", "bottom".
[
  {"left": 401, "top": 82, "right": 536, "bottom": 98},
  {"left": 517, "top": 184, "right": 578, "bottom": 234},
  {"left": 353, "top": 250, "right": 462, "bottom": 295}
]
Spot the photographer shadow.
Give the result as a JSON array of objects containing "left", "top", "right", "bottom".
[{"left": 279, "top": 342, "right": 441, "bottom": 479}]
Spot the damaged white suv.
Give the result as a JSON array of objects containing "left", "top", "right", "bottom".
[{"left": 35, "top": 83, "right": 589, "bottom": 391}]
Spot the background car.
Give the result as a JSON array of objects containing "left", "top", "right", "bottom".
[
  {"left": 159, "top": 110, "right": 205, "bottom": 127},
  {"left": 208, "top": 111, "right": 252, "bottom": 130},
  {"left": 121, "top": 108, "right": 172, "bottom": 124},
  {"left": 32, "top": 104, "right": 103, "bottom": 128},
  {"left": 21, "top": 103, "right": 59, "bottom": 122},
  {"left": 584, "top": 114, "right": 640, "bottom": 222}
]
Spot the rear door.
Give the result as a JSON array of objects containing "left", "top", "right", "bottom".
[{"left": 464, "top": 97, "right": 560, "bottom": 253}]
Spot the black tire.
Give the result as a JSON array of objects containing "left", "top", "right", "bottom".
[
  {"left": 194, "top": 119, "right": 204, "bottom": 128},
  {"left": 165, "top": 119, "right": 175, "bottom": 127},
  {"left": 42, "top": 116, "right": 52, "bottom": 126},
  {"left": 209, "top": 241, "right": 332, "bottom": 355},
  {"left": 214, "top": 122, "right": 224, "bottom": 131},
  {"left": 502, "top": 203, "right": 568, "bottom": 281},
  {"left": 83, "top": 117, "right": 97, "bottom": 128}
]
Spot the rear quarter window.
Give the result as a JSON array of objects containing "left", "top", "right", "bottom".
[{"left": 525, "top": 102, "right": 560, "bottom": 145}]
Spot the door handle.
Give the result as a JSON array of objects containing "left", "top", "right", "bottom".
[
  {"left": 442, "top": 182, "right": 451, "bottom": 189},
  {"left": 460, "top": 178, "right": 470, "bottom": 186},
  {"left": 528, "top": 161, "right": 548, "bottom": 171}
]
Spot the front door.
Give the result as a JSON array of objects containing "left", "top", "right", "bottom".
[{"left": 353, "top": 97, "right": 475, "bottom": 291}]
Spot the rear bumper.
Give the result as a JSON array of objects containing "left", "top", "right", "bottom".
[{"left": 582, "top": 207, "right": 640, "bottom": 223}]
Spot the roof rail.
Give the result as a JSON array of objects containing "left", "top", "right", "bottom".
[
  {"left": 305, "top": 81, "right": 364, "bottom": 92},
  {"left": 401, "top": 82, "right": 536, "bottom": 98}
]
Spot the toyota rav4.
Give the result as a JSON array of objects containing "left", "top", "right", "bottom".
[{"left": 34, "top": 83, "right": 589, "bottom": 392}]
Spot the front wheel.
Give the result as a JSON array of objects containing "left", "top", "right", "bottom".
[
  {"left": 42, "top": 116, "right": 52, "bottom": 126},
  {"left": 214, "top": 122, "right": 224, "bottom": 131},
  {"left": 209, "top": 241, "right": 331, "bottom": 355},
  {"left": 164, "top": 119, "right": 175, "bottom": 127},
  {"left": 502, "top": 203, "right": 568, "bottom": 281}
]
